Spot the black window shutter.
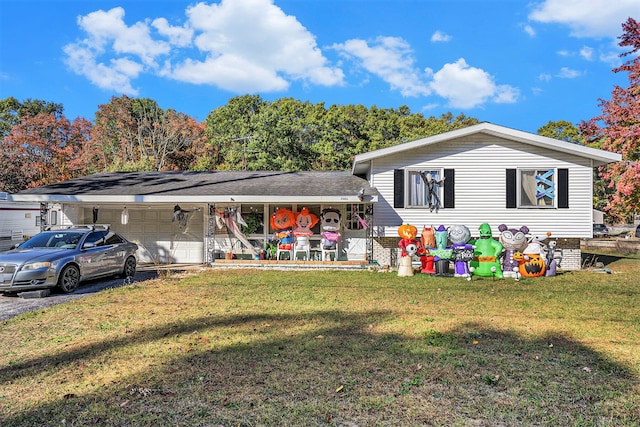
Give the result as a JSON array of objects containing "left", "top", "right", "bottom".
[
  {"left": 558, "top": 168, "right": 569, "bottom": 208},
  {"left": 444, "top": 169, "right": 455, "bottom": 209},
  {"left": 393, "top": 169, "right": 405, "bottom": 208},
  {"left": 506, "top": 169, "right": 517, "bottom": 208}
]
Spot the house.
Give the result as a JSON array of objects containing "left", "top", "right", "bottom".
[
  {"left": 352, "top": 122, "right": 621, "bottom": 269},
  {"left": 9, "top": 123, "right": 621, "bottom": 270},
  {"left": 9, "top": 171, "right": 378, "bottom": 264}
]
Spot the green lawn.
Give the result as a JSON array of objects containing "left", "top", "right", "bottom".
[{"left": 1, "top": 265, "right": 639, "bottom": 426}]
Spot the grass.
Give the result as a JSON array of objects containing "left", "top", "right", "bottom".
[{"left": 1, "top": 262, "right": 639, "bottom": 426}]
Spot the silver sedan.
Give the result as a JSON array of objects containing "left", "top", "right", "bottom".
[{"left": 0, "top": 227, "right": 138, "bottom": 294}]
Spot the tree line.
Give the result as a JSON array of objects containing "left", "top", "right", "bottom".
[
  {"left": 1, "top": 18, "right": 639, "bottom": 223},
  {"left": 0, "top": 94, "right": 479, "bottom": 191}
]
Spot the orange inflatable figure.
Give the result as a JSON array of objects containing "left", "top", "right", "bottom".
[{"left": 270, "top": 208, "right": 296, "bottom": 250}]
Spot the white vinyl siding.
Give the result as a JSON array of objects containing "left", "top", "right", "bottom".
[{"left": 369, "top": 134, "right": 594, "bottom": 239}]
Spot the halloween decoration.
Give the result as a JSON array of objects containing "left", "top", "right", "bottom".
[
  {"left": 214, "top": 206, "right": 259, "bottom": 257},
  {"left": 448, "top": 224, "right": 474, "bottom": 280},
  {"left": 419, "top": 226, "right": 436, "bottom": 274},
  {"left": 544, "top": 233, "right": 562, "bottom": 276},
  {"left": 293, "top": 207, "right": 319, "bottom": 259},
  {"left": 513, "top": 251, "right": 546, "bottom": 278},
  {"left": 430, "top": 225, "right": 453, "bottom": 276},
  {"left": 320, "top": 208, "right": 341, "bottom": 260},
  {"left": 469, "top": 223, "right": 504, "bottom": 278},
  {"left": 397, "top": 224, "right": 419, "bottom": 277},
  {"left": 515, "top": 237, "right": 547, "bottom": 277},
  {"left": 271, "top": 208, "right": 296, "bottom": 258},
  {"left": 92, "top": 206, "right": 99, "bottom": 224},
  {"left": 398, "top": 225, "right": 420, "bottom": 259},
  {"left": 498, "top": 224, "right": 530, "bottom": 279},
  {"left": 420, "top": 172, "right": 445, "bottom": 212}
]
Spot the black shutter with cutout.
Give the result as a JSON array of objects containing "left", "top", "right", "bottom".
[
  {"left": 394, "top": 169, "right": 405, "bottom": 208},
  {"left": 444, "top": 169, "right": 455, "bottom": 209},
  {"left": 506, "top": 169, "right": 517, "bottom": 209}
]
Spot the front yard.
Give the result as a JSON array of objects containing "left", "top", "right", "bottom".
[{"left": 1, "top": 264, "right": 639, "bottom": 426}]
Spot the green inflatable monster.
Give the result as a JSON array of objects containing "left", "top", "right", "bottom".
[{"left": 469, "top": 223, "right": 504, "bottom": 278}]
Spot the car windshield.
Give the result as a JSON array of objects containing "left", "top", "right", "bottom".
[{"left": 19, "top": 231, "right": 85, "bottom": 249}]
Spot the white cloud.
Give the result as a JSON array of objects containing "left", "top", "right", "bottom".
[
  {"left": 429, "top": 58, "right": 519, "bottom": 109},
  {"left": 580, "top": 46, "right": 594, "bottom": 60},
  {"left": 557, "top": 67, "right": 582, "bottom": 78},
  {"left": 431, "top": 30, "right": 452, "bottom": 42},
  {"left": 539, "top": 73, "right": 552, "bottom": 82},
  {"left": 522, "top": 24, "right": 536, "bottom": 37},
  {"left": 528, "top": 0, "right": 638, "bottom": 38},
  {"left": 332, "top": 36, "right": 432, "bottom": 97},
  {"left": 63, "top": 0, "right": 343, "bottom": 95},
  {"left": 177, "top": 0, "right": 344, "bottom": 90},
  {"left": 152, "top": 18, "right": 193, "bottom": 47}
]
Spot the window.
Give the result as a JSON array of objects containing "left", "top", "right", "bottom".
[
  {"left": 407, "top": 170, "right": 443, "bottom": 209},
  {"left": 240, "top": 204, "right": 265, "bottom": 235},
  {"left": 346, "top": 204, "right": 366, "bottom": 230},
  {"left": 104, "top": 232, "right": 125, "bottom": 245},
  {"left": 85, "top": 231, "right": 108, "bottom": 246},
  {"left": 519, "top": 169, "right": 556, "bottom": 208}
]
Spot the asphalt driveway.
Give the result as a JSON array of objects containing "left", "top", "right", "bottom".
[{"left": 0, "top": 270, "right": 159, "bottom": 322}]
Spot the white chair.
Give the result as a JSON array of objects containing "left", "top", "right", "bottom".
[
  {"left": 294, "top": 246, "right": 310, "bottom": 260},
  {"left": 293, "top": 235, "right": 311, "bottom": 260},
  {"left": 276, "top": 246, "right": 293, "bottom": 260},
  {"left": 321, "top": 244, "right": 339, "bottom": 261}
]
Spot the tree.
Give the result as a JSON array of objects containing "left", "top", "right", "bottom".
[
  {"left": 91, "top": 95, "right": 207, "bottom": 172},
  {"left": 580, "top": 18, "right": 640, "bottom": 223},
  {"left": 0, "top": 97, "right": 63, "bottom": 139},
  {"left": 2, "top": 112, "right": 92, "bottom": 191},
  {"left": 537, "top": 120, "right": 585, "bottom": 144}
]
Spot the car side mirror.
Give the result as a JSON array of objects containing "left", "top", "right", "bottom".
[{"left": 82, "top": 242, "right": 97, "bottom": 249}]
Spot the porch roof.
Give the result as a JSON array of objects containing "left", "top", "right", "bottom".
[{"left": 10, "top": 171, "right": 378, "bottom": 204}]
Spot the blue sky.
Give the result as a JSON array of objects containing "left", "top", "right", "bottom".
[{"left": 1, "top": 0, "right": 637, "bottom": 133}]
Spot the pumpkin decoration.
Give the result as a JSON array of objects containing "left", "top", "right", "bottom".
[
  {"left": 398, "top": 224, "right": 418, "bottom": 240},
  {"left": 513, "top": 251, "right": 547, "bottom": 278}
]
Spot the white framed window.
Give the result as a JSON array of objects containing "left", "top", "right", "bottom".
[
  {"left": 518, "top": 168, "right": 556, "bottom": 208},
  {"left": 407, "top": 169, "right": 444, "bottom": 209}
]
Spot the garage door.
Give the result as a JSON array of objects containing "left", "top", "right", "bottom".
[{"left": 100, "top": 208, "right": 204, "bottom": 264}]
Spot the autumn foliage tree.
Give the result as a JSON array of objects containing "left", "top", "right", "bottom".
[
  {"left": 2, "top": 112, "right": 92, "bottom": 191},
  {"left": 581, "top": 18, "right": 640, "bottom": 222},
  {"left": 91, "top": 95, "right": 207, "bottom": 172}
]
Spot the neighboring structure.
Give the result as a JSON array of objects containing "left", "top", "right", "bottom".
[
  {"left": 0, "top": 196, "right": 61, "bottom": 252},
  {"left": 352, "top": 122, "right": 621, "bottom": 269},
  {"left": 9, "top": 123, "right": 622, "bottom": 270}
]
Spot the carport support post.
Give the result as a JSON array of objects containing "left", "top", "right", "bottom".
[{"left": 39, "top": 203, "right": 48, "bottom": 231}]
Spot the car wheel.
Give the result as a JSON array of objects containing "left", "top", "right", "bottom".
[
  {"left": 57, "top": 265, "right": 80, "bottom": 293},
  {"left": 123, "top": 256, "right": 137, "bottom": 278}
]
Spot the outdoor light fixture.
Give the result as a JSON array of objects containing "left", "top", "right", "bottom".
[{"left": 121, "top": 206, "right": 129, "bottom": 225}]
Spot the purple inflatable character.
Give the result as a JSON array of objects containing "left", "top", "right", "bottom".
[{"left": 498, "top": 224, "right": 529, "bottom": 279}]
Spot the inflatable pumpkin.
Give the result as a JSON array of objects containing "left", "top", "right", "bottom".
[{"left": 513, "top": 251, "right": 547, "bottom": 278}]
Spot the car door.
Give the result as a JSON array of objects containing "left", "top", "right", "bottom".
[
  {"left": 78, "top": 231, "right": 110, "bottom": 278},
  {"left": 100, "top": 231, "right": 128, "bottom": 275}
]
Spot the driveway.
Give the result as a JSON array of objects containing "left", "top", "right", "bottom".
[{"left": 0, "top": 270, "right": 159, "bottom": 322}]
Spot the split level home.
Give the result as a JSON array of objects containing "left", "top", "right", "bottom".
[{"left": 8, "top": 122, "right": 622, "bottom": 270}]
